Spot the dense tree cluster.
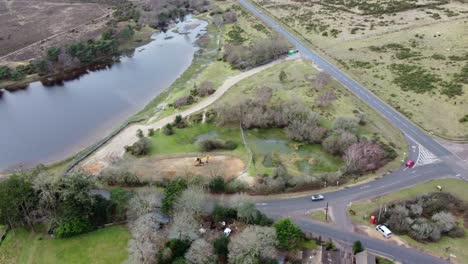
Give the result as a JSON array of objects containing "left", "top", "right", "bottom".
[
  {"left": 376, "top": 192, "right": 466, "bottom": 242},
  {"left": 224, "top": 35, "right": 290, "bottom": 69},
  {"left": 0, "top": 172, "right": 131, "bottom": 238}
]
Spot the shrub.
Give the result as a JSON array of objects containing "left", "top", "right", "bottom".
[
  {"left": 332, "top": 117, "right": 359, "bottom": 134},
  {"left": 148, "top": 128, "right": 155, "bottom": 137},
  {"left": 343, "top": 141, "right": 387, "bottom": 173},
  {"left": 389, "top": 64, "right": 440, "bottom": 93},
  {"left": 431, "top": 211, "right": 456, "bottom": 232},
  {"left": 125, "top": 137, "right": 151, "bottom": 156},
  {"left": 225, "top": 179, "right": 248, "bottom": 193},
  {"left": 136, "top": 129, "right": 144, "bottom": 138},
  {"left": 459, "top": 114, "right": 468, "bottom": 123},
  {"left": 447, "top": 226, "right": 465, "bottom": 238},
  {"left": 212, "top": 204, "right": 237, "bottom": 222},
  {"left": 274, "top": 218, "right": 304, "bottom": 250},
  {"left": 47, "top": 47, "right": 61, "bottom": 62},
  {"left": 54, "top": 217, "right": 93, "bottom": 238},
  {"left": 213, "top": 236, "right": 230, "bottom": 259},
  {"left": 223, "top": 10, "right": 237, "bottom": 23},
  {"left": 198, "top": 81, "right": 215, "bottom": 97},
  {"left": 163, "top": 123, "right": 175, "bottom": 135},
  {"left": 99, "top": 167, "right": 142, "bottom": 187},
  {"left": 352, "top": 240, "right": 364, "bottom": 254},
  {"left": 198, "top": 139, "right": 237, "bottom": 152},
  {"left": 0, "top": 66, "right": 11, "bottom": 80},
  {"left": 173, "top": 95, "right": 194, "bottom": 108},
  {"left": 209, "top": 176, "right": 226, "bottom": 193},
  {"left": 279, "top": 70, "right": 288, "bottom": 82},
  {"left": 322, "top": 131, "right": 358, "bottom": 155},
  {"left": 161, "top": 179, "right": 187, "bottom": 214},
  {"left": 441, "top": 82, "right": 463, "bottom": 97}
]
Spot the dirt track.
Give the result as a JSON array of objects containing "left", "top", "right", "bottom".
[{"left": 81, "top": 57, "right": 291, "bottom": 173}]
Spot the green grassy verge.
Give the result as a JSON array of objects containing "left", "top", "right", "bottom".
[
  {"left": 301, "top": 239, "right": 318, "bottom": 249},
  {"left": 310, "top": 210, "right": 331, "bottom": 223},
  {"left": 0, "top": 226, "right": 130, "bottom": 264},
  {"left": 349, "top": 178, "right": 468, "bottom": 262}
]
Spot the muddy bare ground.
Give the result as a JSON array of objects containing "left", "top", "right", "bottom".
[{"left": 0, "top": 0, "right": 111, "bottom": 63}]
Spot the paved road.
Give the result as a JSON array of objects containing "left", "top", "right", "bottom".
[{"left": 238, "top": 0, "right": 466, "bottom": 262}]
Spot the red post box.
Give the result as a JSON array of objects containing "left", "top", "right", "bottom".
[{"left": 370, "top": 215, "right": 376, "bottom": 225}]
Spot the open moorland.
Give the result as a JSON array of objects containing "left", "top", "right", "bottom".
[
  {"left": 0, "top": 0, "right": 110, "bottom": 62},
  {"left": 252, "top": 0, "right": 468, "bottom": 140}
]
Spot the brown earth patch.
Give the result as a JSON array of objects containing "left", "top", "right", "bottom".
[{"left": 83, "top": 155, "right": 246, "bottom": 181}]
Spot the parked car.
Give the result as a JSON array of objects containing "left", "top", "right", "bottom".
[
  {"left": 405, "top": 160, "right": 415, "bottom": 168},
  {"left": 311, "top": 194, "right": 324, "bottom": 201},
  {"left": 376, "top": 224, "right": 392, "bottom": 239}
]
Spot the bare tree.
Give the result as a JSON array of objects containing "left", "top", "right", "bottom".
[
  {"left": 174, "top": 185, "right": 207, "bottom": 215},
  {"left": 185, "top": 238, "right": 216, "bottom": 264},
  {"left": 127, "top": 187, "right": 163, "bottom": 221},
  {"left": 314, "top": 71, "right": 332, "bottom": 90},
  {"left": 168, "top": 208, "right": 200, "bottom": 241},
  {"left": 315, "top": 90, "right": 337, "bottom": 107},
  {"left": 343, "top": 141, "right": 386, "bottom": 173},
  {"left": 223, "top": 11, "right": 238, "bottom": 23},
  {"left": 127, "top": 213, "right": 165, "bottom": 264},
  {"left": 228, "top": 226, "right": 277, "bottom": 264}
]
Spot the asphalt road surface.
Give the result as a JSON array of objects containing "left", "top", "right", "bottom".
[{"left": 238, "top": 0, "right": 467, "bottom": 262}]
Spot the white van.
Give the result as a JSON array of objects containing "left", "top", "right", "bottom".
[{"left": 376, "top": 224, "right": 392, "bottom": 239}]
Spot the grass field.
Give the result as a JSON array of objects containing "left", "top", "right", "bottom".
[
  {"left": 349, "top": 178, "right": 468, "bottom": 262},
  {"left": 310, "top": 209, "right": 331, "bottom": 223},
  {"left": 149, "top": 123, "right": 246, "bottom": 157},
  {"left": 215, "top": 59, "right": 407, "bottom": 176},
  {"left": 0, "top": 226, "right": 130, "bottom": 264},
  {"left": 252, "top": 0, "right": 468, "bottom": 140}
]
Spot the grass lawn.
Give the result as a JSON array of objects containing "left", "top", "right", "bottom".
[
  {"left": 301, "top": 239, "right": 318, "bottom": 249},
  {"left": 150, "top": 123, "right": 247, "bottom": 157},
  {"left": 0, "top": 225, "right": 130, "bottom": 264},
  {"left": 349, "top": 178, "right": 468, "bottom": 262},
  {"left": 310, "top": 209, "right": 331, "bottom": 223}
]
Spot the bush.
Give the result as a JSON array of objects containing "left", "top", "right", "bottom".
[
  {"left": 213, "top": 236, "right": 230, "bottom": 259},
  {"left": 322, "top": 131, "right": 357, "bottom": 155},
  {"left": 447, "top": 226, "right": 465, "bottom": 238},
  {"left": 209, "top": 176, "right": 226, "bottom": 193},
  {"left": 99, "top": 167, "right": 142, "bottom": 187},
  {"left": 125, "top": 137, "right": 151, "bottom": 156},
  {"left": 163, "top": 123, "right": 175, "bottom": 135},
  {"left": 198, "top": 81, "right": 215, "bottom": 97},
  {"left": 47, "top": 47, "right": 61, "bottom": 62},
  {"left": 198, "top": 139, "right": 238, "bottom": 152},
  {"left": 54, "top": 217, "right": 93, "bottom": 238},
  {"left": 212, "top": 204, "right": 237, "bottom": 222},
  {"left": 344, "top": 141, "right": 387, "bottom": 173},
  {"left": 332, "top": 117, "right": 359, "bottom": 134},
  {"left": 173, "top": 95, "right": 194, "bottom": 108},
  {"left": 161, "top": 179, "right": 187, "bottom": 213},
  {"left": 352, "top": 240, "right": 364, "bottom": 254},
  {"left": 459, "top": 114, "right": 468, "bottom": 123},
  {"left": 441, "top": 81, "right": 463, "bottom": 97},
  {"left": 274, "top": 218, "right": 304, "bottom": 250},
  {"left": 389, "top": 64, "right": 440, "bottom": 93},
  {"left": 148, "top": 128, "right": 155, "bottom": 137}
]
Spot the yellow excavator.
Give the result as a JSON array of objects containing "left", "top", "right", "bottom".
[{"left": 193, "top": 155, "right": 210, "bottom": 166}]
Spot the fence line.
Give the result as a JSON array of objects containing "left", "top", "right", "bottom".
[
  {"left": 66, "top": 118, "right": 145, "bottom": 173},
  {"left": 239, "top": 122, "right": 253, "bottom": 174}
]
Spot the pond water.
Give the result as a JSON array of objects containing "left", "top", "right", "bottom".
[
  {"left": 194, "top": 130, "right": 220, "bottom": 143},
  {"left": 0, "top": 18, "right": 208, "bottom": 171}
]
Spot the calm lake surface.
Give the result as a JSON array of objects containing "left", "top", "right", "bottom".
[{"left": 0, "top": 18, "right": 207, "bottom": 171}]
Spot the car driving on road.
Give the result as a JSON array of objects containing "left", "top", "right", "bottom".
[
  {"left": 311, "top": 194, "right": 324, "bottom": 201},
  {"left": 405, "top": 160, "right": 415, "bottom": 168}
]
